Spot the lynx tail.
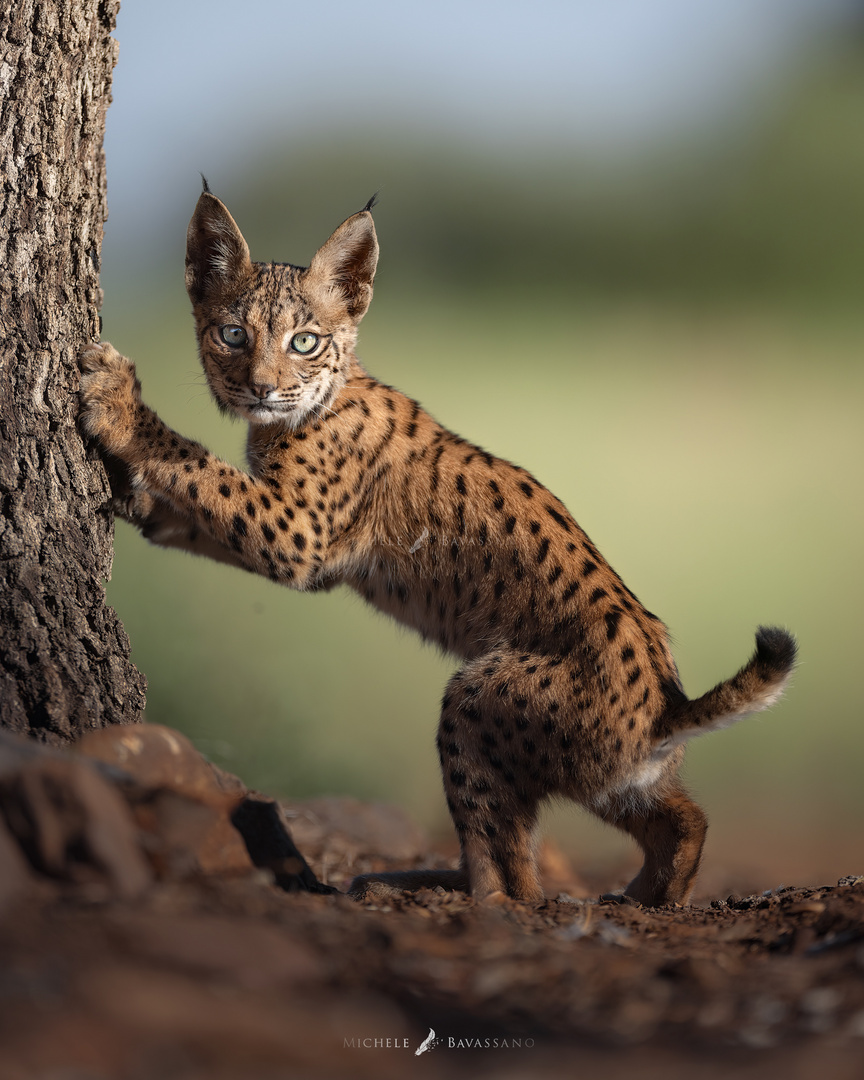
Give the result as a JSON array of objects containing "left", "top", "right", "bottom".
[{"left": 655, "top": 626, "right": 797, "bottom": 748}]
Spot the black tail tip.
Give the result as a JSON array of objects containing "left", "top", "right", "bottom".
[{"left": 755, "top": 626, "right": 797, "bottom": 673}]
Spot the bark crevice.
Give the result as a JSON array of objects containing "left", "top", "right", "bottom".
[{"left": 1, "top": 0, "right": 146, "bottom": 742}]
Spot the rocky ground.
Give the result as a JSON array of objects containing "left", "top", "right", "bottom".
[{"left": 1, "top": 723, "right": 862, "bottom": 1079}]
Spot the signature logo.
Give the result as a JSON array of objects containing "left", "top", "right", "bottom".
[
  {"left": 415, "top": 1028, "right": 438, "bottom": 1055},
  {"left": 344, "top": 1027, "right": 534, "bottom": 1052}
]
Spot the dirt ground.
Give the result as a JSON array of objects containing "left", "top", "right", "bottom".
[{"left": 1, "top": 726, "right": 862, "bottom": 1080}]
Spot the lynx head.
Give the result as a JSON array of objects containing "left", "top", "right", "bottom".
[{"left": 185, "top": 186, "right": 378, "bottom": 427}]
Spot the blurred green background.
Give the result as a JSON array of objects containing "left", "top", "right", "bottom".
[{"left": 100, "top": 2, "right": 863, "bottom": 888}]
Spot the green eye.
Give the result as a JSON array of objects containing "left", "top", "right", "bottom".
[
  {"left": 220, "top": 325, "right": 248, "bottom": 347},
  {"left": 291, "top": 332, "right": 319, "bottom": 354}
]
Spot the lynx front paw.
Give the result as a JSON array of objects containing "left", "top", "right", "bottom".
[
  {"left": 111, "top": 489, "right": 185, "bottom": 546},
  {"left": 78, "top": 342, "right": 143, "bottom": 456},
  {"left": 111, "top": 487, "right": 158, "bottom": 527}
]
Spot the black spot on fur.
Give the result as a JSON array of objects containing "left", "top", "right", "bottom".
[
  {"left": 545, "top": 505, "right": 571, "bottom": 533},
  {"left": 604, "top": 609, "right": 622, "bottom": 641}
]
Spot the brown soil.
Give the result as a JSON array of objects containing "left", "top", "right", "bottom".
[{"left": 1, "top": 726, "right": 862, "bottom": 1079}]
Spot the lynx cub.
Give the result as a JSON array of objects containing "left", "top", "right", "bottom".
[{"left": 79, "top": 185, "right": 796, "bottom": 906}]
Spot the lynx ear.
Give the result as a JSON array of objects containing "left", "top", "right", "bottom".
[
  {"left": 185, "top": 192, "right": 253, "bottom": 304},
  {"left": 306, "top": 208, "right": 379, "bottom": 321}
]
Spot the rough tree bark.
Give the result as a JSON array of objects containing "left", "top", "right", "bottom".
[{"left": 0, "top": 0, "right": 146, "bottom": 741}]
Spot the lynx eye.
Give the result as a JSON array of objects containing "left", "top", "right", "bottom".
[
  {"left": 220, "top": 325, "right": 248, "bottom": 347},
  {"left": 291, "top": 332, "right": 319, "bottom": 354}
]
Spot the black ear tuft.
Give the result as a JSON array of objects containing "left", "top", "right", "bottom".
[
  {"left": 362, "top": 192, "right": 379, "bottom": 213},
  {"left": 201, "top": 174, "right": 212, "bottom": 194}
]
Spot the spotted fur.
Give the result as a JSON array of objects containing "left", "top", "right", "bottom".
[{"left": 78, "top": 189, "right": 796, "bottom": 906}]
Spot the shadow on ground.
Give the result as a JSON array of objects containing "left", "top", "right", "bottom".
[{"left": 1, "top": 723, "right": 862, "bottom": 1079}]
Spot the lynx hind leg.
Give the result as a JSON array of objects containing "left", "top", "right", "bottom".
[
  {"left": 437, "top": 661, "right": 545, "bottom": 903},
  {"left": 350, "top": 655, "right": 546, "bottom": 904},
  {"left": 602, "top": 780, "right": 708, "bottom": 907}
]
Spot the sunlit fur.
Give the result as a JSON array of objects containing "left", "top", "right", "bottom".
[{"left": 78, "top": 191, "right": 797, "bottom": 907}]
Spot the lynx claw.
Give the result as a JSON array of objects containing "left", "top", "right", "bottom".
[{"left": 111, "top": 488, "right": 155, "bottom": 525}]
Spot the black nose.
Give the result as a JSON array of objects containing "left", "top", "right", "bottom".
[{"left": 249, "top": 382, "right": 276, "bottom": 399}]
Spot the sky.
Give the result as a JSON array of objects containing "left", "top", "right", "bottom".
[{"left": 103, "top": 0, "right": 859, "bottom": 264}]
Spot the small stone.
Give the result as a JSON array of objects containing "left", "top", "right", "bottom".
[{"left": 479, "top": 889, "right": 508, "bottom": 907}]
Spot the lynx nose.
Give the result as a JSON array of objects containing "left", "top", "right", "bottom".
[{"left": 249, "top": 382, "right": 277, "bottom": 400}]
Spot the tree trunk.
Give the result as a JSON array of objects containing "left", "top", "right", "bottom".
[{"left": 0, "top": 0, "right": 146, "bottom": 742}]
